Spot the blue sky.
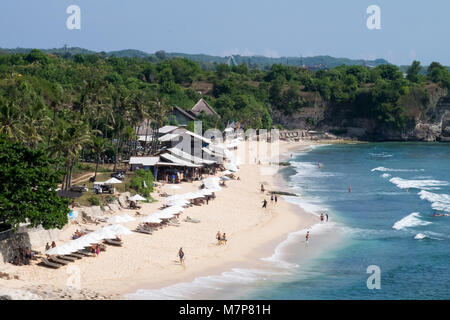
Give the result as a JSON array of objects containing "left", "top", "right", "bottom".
[{"left": 0, "top": 0, "right": 448, "bottom": 65}]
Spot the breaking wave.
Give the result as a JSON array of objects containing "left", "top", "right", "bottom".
[{"left": 392, "top": 212, "right": 431, "bottom": 230}]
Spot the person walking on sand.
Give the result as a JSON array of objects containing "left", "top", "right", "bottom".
[
  {"left": 320, "top": 213, "right": 324, "bottom": 223},
  {"left": 271, "top": 194, "right": 274, "bottom": 202},
  {"left": 221, "top": 233, "right": 227, "bottom": 245},
  {"left": 262, "top": 199, "right": 268, "bottom": 208},
  {"left": 306, "top": 231, "right": 310, "bottom": 245},
  {"left": 275, "top": 195, "right": 278, "bottom": 203},
  {"left": 216, "top": 231, "right": 222, "bottom": 245},
  {"left": 261, "top": 184, "right": 265, "bottom": 193},
  {"left": 178, "top": 247, "right": 185, "bottom": 265}
]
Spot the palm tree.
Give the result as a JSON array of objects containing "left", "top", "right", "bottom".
[
  {"left": 0, "top": 101, "right": 24, "bottom": 140},
  {"left": 90, "top": 136, "right": 109, "bottom": 182},
  {"left": 48, "top": 119, "right": 92, "bottom": 190}
]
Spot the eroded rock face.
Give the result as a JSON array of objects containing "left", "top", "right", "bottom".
[{"left": 413, "top": 123, "right": 442, "bottom": 141}]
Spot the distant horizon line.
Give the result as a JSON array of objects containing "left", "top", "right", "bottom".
[
  {"left": 3, "top": 46, "right": 446, "bottom": 67},
  {"left": 0, "top": 45, "right": 393, "bottom": 63}
]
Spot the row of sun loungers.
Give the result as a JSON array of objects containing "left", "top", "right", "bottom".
[{"left": 39, "top": 240, "right": 121, "bottom": 268}]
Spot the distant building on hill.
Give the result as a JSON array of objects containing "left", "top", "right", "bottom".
[
  {"left": 171, "top": 106, "right": 197, "bottom": 126},
  {"left": 169, "top": 98, "right": 219, "bottom": 126},
  {"left": 190, "top": 98, "right": 219, "bottom": 117},
  {"left": 227, "top": 55, "right": 238, "bottom": 67}
]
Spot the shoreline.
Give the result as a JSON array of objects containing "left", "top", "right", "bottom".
[{"left": 0, "top": 139, "right": 327, "bottom": 300}]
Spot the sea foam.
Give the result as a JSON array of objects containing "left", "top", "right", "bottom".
[
  {"left": 392, "top": 212, "right": 431, "bottom": 230},
  {"left": 389, "top": 177, "right": 448, "bottom": 190},
  {"left": 419, "top": 190, "right": 450, "bottom": 212},
  {"left": 371, "top": 167, "right": 424, "bottom": 172}
]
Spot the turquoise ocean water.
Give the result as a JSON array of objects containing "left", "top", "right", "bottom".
[{"left": 127, "top": 143, "right": 450, "bottom": 300}]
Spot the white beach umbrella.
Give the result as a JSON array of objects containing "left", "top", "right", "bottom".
[
  {"left": 182, "top": 192, "right": 203, "bottom": 200},
  {"left": 129, "top": 194, "right": 146, "bottom": 201},
  {"left": 199, "top": 189, "right": 213, "bottom": 196},
  {"left": 104, "top": 224, "right": 132, "bottom": 235},
  {"left": 46, "top": 246, "right": 72, "bottom": 256},
  {"left": 107, "top": 214, "right": 135, "bottom": 224},
  {"left": 108, "top": 216, "right": 126, "bottom": 224},
  {"left": 203, "top": 177, "right": 221, "bottom": 191},
  {"left": 80, "top": 232, "right": 105, "bottom": 244},
  {"left": 104, "top": 177, "right": 122, "bottom": 184},
  {"left": 71, "top": 236, "right": 95, "bottom": 248},
  {"left": 155, "top": 212, "right": 175, "bottom": 219},
  {"left": 121, "top": 214, "right": 136, "bottom": 222},
  {"left": 165, "top": 194, "right": 184, "bottom": 202},
  {"left": 165, "top": 199, "right": 190, "bottom": 207},
  {"left": 160, "top": 206, "right": 184, "bottom": 215},
  {"left": 141, "top": 216, "right": 163, "bottom": 224},
  {"left": 91, "top": 227, "right": 117, "bottom": 240}
]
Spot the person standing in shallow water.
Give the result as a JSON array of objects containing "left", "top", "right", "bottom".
[
  {"left": 306, "top": 231, "right": 310, "bottom": 246},
  {"left": 178, "top": 247, "right": 185, "bottom": 264},
  {"left": 326, "top": 213, "right": 329, "bottom": 222},
  {"left": 262, "top": 199, "right": 268, "bottom": 208},
  {"left": 348, "top": 185, "right": 352, "bottom": 193}
]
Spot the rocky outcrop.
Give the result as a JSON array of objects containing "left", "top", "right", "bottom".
[{"left": 274, "top": 85, "right": 450, "bottom": 142}]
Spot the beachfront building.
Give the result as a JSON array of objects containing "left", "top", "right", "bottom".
[
  {"left": 190, "top": 98, "right": 220, "bottom": 118},
  {"left": 171, "top": 106, "right": 197, "bottom": 126}
]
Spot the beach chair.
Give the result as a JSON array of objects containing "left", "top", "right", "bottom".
[
  {"left": 67, "top": 253, "right": 84, "bottom": 259},
  {"left": 40, "top": 258, "right": 62, "bottom": 269},
  {"left": 104, "top": 239, "right": 122, "bottom": 246},
  {"left": 49, "top": 256, "right": 70, "bottom": 265},
  {"left": 135, "top": 226, "right": 153, "bottom": 235},
  {"left": 57, "top": 255, "right": 77, "bottom": 262},
  {"left": 77, "top": 250, "right": 94, "bottom": 257}
]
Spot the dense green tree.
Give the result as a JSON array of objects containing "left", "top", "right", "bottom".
[
  {"left": 0, "top": 135, "right": 70, "bottom": 230},
  {"left": 407, "top": 61, "right": 422, "bottom": 83}
]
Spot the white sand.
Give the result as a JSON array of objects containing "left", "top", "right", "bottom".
[{"left": 0, "top": 140, "right": 319, "bottom": 298}]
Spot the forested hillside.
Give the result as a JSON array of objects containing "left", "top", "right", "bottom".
[{"left": 1, "top": 49, "right": 450, "bottom": 193}]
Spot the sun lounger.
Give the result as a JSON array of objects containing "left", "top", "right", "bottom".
[
  {"left": 185, "top": 217, "right": 201, "bottom": 223},
  {"left": 104, "top": 239, "right": 122, "bottom": 246},
  {"left": 67, "top": 253, "right": 84, "bottom": 259},
  {"left": 58, "top": 255, "right": 77, "bottom": 262},
  {"left": 77, "top": 250, "right": 94, "bottom": 257},
  {"left": 135, "top": 227, "right": 153, "bottom": 235},
  {"left": 49, "top": 256, "right": 70, "bottom": 265},
  {"left": 40, "top": 258, "right": 62, "bottom": 269}
]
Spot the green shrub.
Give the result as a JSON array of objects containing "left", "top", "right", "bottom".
[
  {"left": 87, "top": 196, "right": 101, "bottom": 206},
  {"left": 105, "top": 195, "right": 115, "bottom": 204},
  {"left": 129, "top": 169, "right": 154, "bottom": 197}
]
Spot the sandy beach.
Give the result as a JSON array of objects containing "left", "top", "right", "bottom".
[{"left": 0, "top": 140, "right": 320, "bottom": 299}]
